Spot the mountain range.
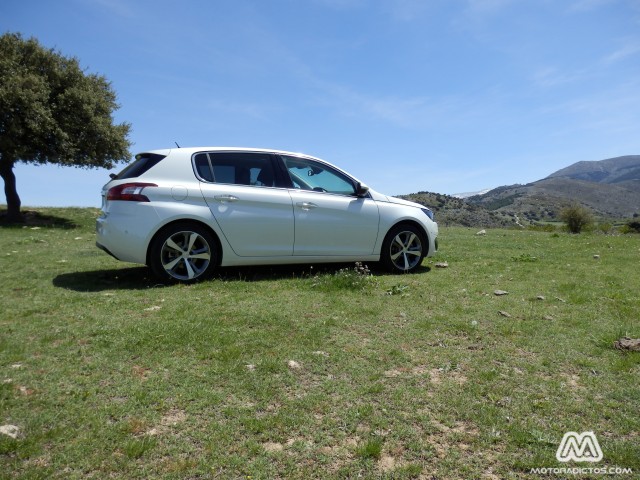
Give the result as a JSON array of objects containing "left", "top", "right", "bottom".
[{"left": 402, "top": 155, "right": 640, "bottom": 227}]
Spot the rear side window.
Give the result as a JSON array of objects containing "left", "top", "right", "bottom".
[
  {"left": 193, "top": 152, "right": 276, "bottom": 187},
  {"left": 193, "top": 153, "right": 214, "bottom": 182},
  {"left": 114, "top": 153, "right": 166, "bottom": 179}
]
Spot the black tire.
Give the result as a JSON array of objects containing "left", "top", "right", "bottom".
[
  {"left": 149, "top": 223, "right": 217, "bottom": 283},
  {"left": 380, "top": 224, "right": 427, "bottom": 273}
]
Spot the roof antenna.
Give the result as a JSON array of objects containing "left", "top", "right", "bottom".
[{"left": 175, "top": 141, "right": 180, "bottom": 148}]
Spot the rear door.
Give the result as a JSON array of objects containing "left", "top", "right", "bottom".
[{"left": 196, "top": 151, "right": 294, "bottom": 257}]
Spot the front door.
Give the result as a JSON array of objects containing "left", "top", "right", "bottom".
[{"left": 280, "top": 155, "right": 380, "bottom": 256}]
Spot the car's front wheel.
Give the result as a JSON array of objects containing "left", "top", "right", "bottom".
[
  {"left": 149, "top": 223, "right": 217, "bottom": 283},
  {"left": 381, "top": 224, "right": 426, "bottom": 273}
]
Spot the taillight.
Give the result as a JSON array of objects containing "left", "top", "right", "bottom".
[{"left": 107, "top": 183, "right": 157, "bottom": 202}]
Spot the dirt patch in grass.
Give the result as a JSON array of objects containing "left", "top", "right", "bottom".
[{"left": 146, "top": 409, "right": 187, "bottom": 436}]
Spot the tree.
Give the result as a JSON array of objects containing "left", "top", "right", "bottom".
[
  {"left": 559, "top": 204, "right": 593, "bottom": 234},
  {"left": 0, "top": 33, "right": 132, "bottom": 221}
]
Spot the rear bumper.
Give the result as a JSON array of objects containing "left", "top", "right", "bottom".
[
  {"left": 95, "top": 203, "right": 160, "bottom": 264},
  {"left": 95, "top": 241, "right": 120, "bottom": 260}
]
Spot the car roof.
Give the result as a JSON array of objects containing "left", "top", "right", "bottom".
[
  {"left": 138, "top": 147, "right": 364, "bottom": 186},
  {"left": 144, "top": 147, "right": 320, "bottom": 159}
]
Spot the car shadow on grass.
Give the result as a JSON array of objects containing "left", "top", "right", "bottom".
[
  {"left": 215, "top": 263, "right": 338, "bottom": 281},
  {"left": 53, "top": 267, "right": 161, "bottom": 291},
  {"left": 53, "top": 262, "right": 431, "bottom": 291},
  {"left": 215, "top": 262, "right": 431, "bottom": 281}
]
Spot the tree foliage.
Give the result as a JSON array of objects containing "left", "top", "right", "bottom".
[
  {"left": 0, "top": 32, "right": 132, "bottom": 220},
  {"left": 559, "top": 204, "right": 593, "bottom": 234}
]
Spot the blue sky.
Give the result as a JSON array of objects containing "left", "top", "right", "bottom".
[{"left": 2, "top": 0, "right": 640, "bottom": 206}]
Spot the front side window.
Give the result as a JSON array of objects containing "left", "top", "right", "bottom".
[
  {"left": 193, "top": 152, "right": 276, "bottom": 187},
  {"left": 281, "top": 155, "right": 356, "bottom": 196}
]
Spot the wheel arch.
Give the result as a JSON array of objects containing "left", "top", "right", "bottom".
[
  {"left": 384, "top": 220, "right": 430, "bottom": 256},
  {"left": 145, "top": 219, "right": 223, "bottom": 267}
]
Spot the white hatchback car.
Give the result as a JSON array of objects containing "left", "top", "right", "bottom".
[{"left": 96, "top": 147, "right": 438, "bottom": 282}]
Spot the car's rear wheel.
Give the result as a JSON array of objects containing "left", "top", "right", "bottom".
[
  {"left": 149, "top": 223, "right": 217, "bottom": 282},
  {"left": 381, "top": 224, "right": 426, "bottom": 273}
]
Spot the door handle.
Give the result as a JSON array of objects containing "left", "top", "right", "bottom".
[
  {"left": 296, "top": 202, "right": 318, "bottom": 210},
  {"left": 214, "top": 195, "right": 239, "bottom": 203}
]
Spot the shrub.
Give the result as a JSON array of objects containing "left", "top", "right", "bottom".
[
  {"left": 310, "top": 262, "right": 374, "bottom": 291},
  {"left": 621, "top": 221, "right": 640, "bottom": 234},
  {"left": 559, "top": 204, "right": 593, "bottom": 234},
  {"left": 598, "top": 222, "right": 613, "bottom": 234},
  {"left": 528, "top": 224, "right": 557, "bottom": 232}
]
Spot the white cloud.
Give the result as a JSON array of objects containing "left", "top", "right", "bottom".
[
  {"left": 87, "top": 0, "right": 135, "bottom": 18},
  {"left": 386, "top": 0, "right": 431, "bottom": 21},
  {"left": 532, "top": 66, "right": 590, "bottom": 88},
  {"left": 305, "top": 75, "right": 482, "bottom": 130},
  {"left": 464, "top": 0, "right": 515, "bottom": 15},
  {"left": 206, "top": 99, "right": 276, "bottom": 120},
  {"left": 568, "top": 0, "right": 616, "bottom": 13},
  {"left": 603, "top": 39, "right": 640, "bottom": 64},
  {"left": 537, "top": 80, "right": 640, "bottom": 137},
  {"left": 311, "top": 0, "right": 366, "bottom": 10},
  {"left": 452, "top": 0, "right": 516, "bottom": 33}
]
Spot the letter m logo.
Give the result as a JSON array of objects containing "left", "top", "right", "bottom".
[{"left": 556, "top": 431, "right": 603, "bottom": 463}]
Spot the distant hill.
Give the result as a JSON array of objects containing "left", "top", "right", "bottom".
[
  {"left": 402, "top": 155, "right": 640, "bottom": 227},
  {"left": 547, "top": 155, "right": 640, "bottom": 185},
  {"left": 452, "top": 188, "right": 493, "bottom": 199},
  {"left": 399, "top": 191, "right": 514, "bottom": 228},
  {"left": 466, "top": 155, "right": 640, "bottom": 222}
]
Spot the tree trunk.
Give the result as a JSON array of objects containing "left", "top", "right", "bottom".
[{"left": 0, "top": 158, "right": 23, "bottom": 222}]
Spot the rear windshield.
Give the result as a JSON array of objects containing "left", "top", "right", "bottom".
[{"left": 113, "top": 153, "right": 166, "bottom": 179}]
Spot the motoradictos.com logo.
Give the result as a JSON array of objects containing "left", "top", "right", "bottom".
[
  {"left": 556, "top": 431, "right": 603, "bottom": 462},
  {"left": 530, "top": 431, "right": 634, "bottom": 476}
]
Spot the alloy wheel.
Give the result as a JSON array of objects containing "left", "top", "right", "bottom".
[
  {"left": 160, "top": 230, "right": 212, "bottom": 281},
  {"left": 389, "top": 230, "right": 423, "bottom": 271}
]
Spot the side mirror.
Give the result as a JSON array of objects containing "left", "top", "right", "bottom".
[{"left": 355, "top": 182, "right": 370, "bottom": 198}]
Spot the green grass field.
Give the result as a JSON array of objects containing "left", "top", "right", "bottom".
[{"left": 1, "top": 208, "right": 638, "bottom": 479}]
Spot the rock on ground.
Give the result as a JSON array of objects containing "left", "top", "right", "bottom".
[
  {"left": 613, "top": 338, "right": 640, "bottom": 351},
  {"left": 0, "top": 425, "right": 19, "bottom": 439}
]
